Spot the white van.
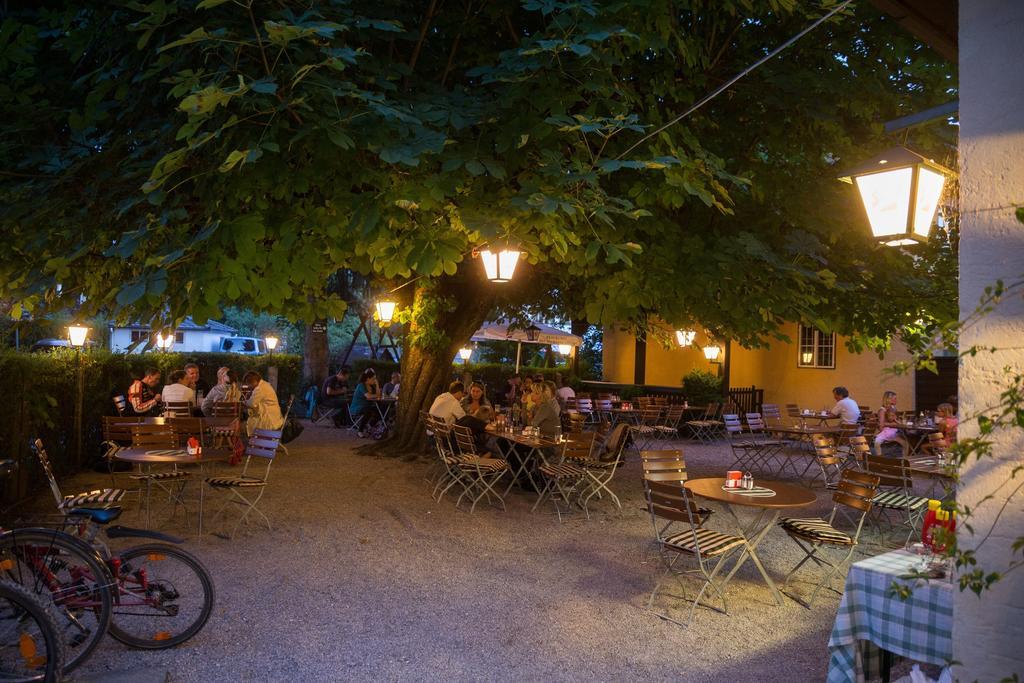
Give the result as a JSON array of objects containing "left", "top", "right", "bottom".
[{"left": 218, "top": 337, "right": 267, "bottom": 355}]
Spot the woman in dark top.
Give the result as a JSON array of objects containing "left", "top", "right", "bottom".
[
  {"left": 460, "top": 382, "right": 491, "bottom": 418},
  {"left": 350, "top": 368, "right": 381, "bottom": 436}
]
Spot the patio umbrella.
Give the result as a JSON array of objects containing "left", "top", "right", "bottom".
[{"left": 470, "top": 320, "right": 583, "bottom": 373}]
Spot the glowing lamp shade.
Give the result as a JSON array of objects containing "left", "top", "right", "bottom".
[
  {"left": 703, "top": 345, "right": 722, "bottom": 362},
  {"left": 458, "top": 347, "right": 473, "bottom": 361},
  {"left": 375, "top": 300, "right": 397, "bottom": 325},
  {"left": 838, "top": 146, "right": 953, "bottom": 247},
  {"left": 68, "top": 325, "right": 89, "bottom": 348},
  {"left": 480, "top": 248, "right": 521, "bottom": 283},
  {"left": 674, "top": 329, "right": 696, "bottom": 348},
  {"left": 155, "top": 331, "right": 175, "bottom": 350},
  {"left": 265, "top": 336, "right": 279, "bottom": 351},
  {"left": 556, "top": 344, "right": 572, "bottom": 356},
  {"left": 525, "top": 324, "right": 541, "bottom": 342},
  {"left": 801, "top": 350, "right": 814, "bottom": 365}
]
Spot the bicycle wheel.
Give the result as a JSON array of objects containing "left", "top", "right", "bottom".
[
  {"left": 106, "top": 543, "right": 215, "bottom": 649},
  {"left": 0, "top": 580, "right": 66, "bottom": 682},
  {"left": 0, "top": 528, "right": 112, "bottom": 674}
]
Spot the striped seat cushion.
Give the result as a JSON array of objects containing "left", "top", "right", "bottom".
[
  {"left": 632, "top": 426, "right": 657, "bottom": 433},
  {"left": 444, "top": 454, "right": 476, "bottom": 466},
  {"left": 205, "top": 476, "right": 266, "bottom": 488},
  {"left": 872, "top": 491, "right": 928, "bottom": 511},
  {"left": 663, "top": 528, "right": 744, "bottom": 556},
  {"left": 458, "top": 458, "right": 508, "bottom": 474},
  {"left": 779, "top": 517, "right": 854, "bottom": 545},
  {"left": 60, "top": 489, "right": 125, "bottom": 510},
  {"left": 539, "top": 463, "right": 586, "bottom": 479},
  {"left": 581, "top": 459, "right": 619, "bottom": 469},
  {"left": 130, "top": 471, "right": 191, "bottom": 481}
]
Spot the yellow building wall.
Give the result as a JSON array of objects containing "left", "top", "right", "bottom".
[{"left": 602, "top": 323, "right": 917, "bottom": 412}]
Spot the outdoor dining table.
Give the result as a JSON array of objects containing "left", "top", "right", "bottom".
[
  {"left": 607, "top": 407, "right": 640, "bottom": 425},
  {"left": 907, "top": 456, "right": 957, "bottom": 499},
  {"left": 827, "top": 548, "right": 953, "bottom": 683},
  {"left": 684, "top": 477, "right": 817, "bottom": 605},
  {"left": 115, "top": 446, "right": 233, "bottom": 536},
  {"left": 765, "top": 423, "right": 843, "bottom": 480},
  {"left": 485, "top": 425, "right": 561, "bottom": 497},
  {"left": 899, "top": 423, "right": 941, "bottom": 457},
  {"left": 367, "top": 396, "right": 398, "bottom": 424}
]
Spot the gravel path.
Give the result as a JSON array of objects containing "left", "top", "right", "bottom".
[{"left": 59, "top": 425, "right": 886, "bottom": 682}]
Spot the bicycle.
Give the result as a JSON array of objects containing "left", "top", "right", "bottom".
[
  {"left": 0, "top": 442, "right": 217, "bottom": 675},
  {"left": 0, "top": 459, "right": 67, "bottom": 682},
  {"left": 0, "top": 579, "right": 66, "bottom": 682}
]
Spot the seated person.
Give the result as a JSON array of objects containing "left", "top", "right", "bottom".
[
  {"left": 184, "top": 362, "right": 210, "bottom": 398},
  {"left": 530, "top": 381, "right": 561, "bottom": 438},
  {"left": 936, "top": 402, "right": 958, "bottom": 441},
  {"left": 350, "top": 368, "right": 381, "bottom": 436},
  {"left": 429, "top": 381, "right": 466, "bottom": 425},
  {"left": 829, "top": 386, "right": 861, "bottom": 425},
  {"left": 321, "top": 367, "right": 351, "bottom": 427},
  {"left": 460, "top": 382, "right": 491, "bottom": 418},
  {"left": 243, "top": 370, "right": 284, "bottom": 437},
  {"left": 201, "top": 367, "right": 242, "bottom": 416},
  {"left": 555, "top": 380, "right": 575, "bottom": 410},
  {"left": 162, "top": 370, "right": 196, "bottom": 406},
  {"left": 382, "top": 372, "right": 401, "bottom": 398},
  {"left": 128, "top": 368, "right": 162, "bottom": 416},
  {"left": 874, "top": 390, "right": 909, "bottom": 456}
]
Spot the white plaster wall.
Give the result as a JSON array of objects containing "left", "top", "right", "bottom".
[
  {"left": 108, "top": 329, "right": 227, "bottom": 353},
  {"left": 955, "top": 1, "right": 1024, "bottom": 679}
]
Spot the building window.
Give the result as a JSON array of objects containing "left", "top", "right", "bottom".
[
  {"left": 129, "top": 330, "right": 184, "bottom": 344},
  {"left": 798, "top": 324, "right": 835, "bottom": 369}
]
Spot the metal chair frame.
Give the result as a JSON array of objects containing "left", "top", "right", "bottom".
[
  {"left": 451, "top": 424, "right": 508, "bottom": 513},
  {"left": 205, "top": 428, "right": 281, "bottom": 538}
]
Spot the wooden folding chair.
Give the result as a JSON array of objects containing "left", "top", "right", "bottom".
[
  {"left": 779, "top": 470, "right": 880, "bottom": 606},
  {"left": 31, "top": 439, "right": 126, "bottom": 514},
  {"left": 630, "top": 407, "right": 663, "bottom": 452},
  {"left": 811, "top": 435, "right": 845, "bottom": 490},
  {"left": 101, "top": 416, "right": 143, "bottom": 486},
  {"left": 579, "top": 423, "right": 629, "bottom": 511},
  {"left": 450, "top": 424, "right": 508, "bottom": 513},
  {"left": 164, "top": 401, "right": 193, "bottom": 418},
  {"left": 643, "top": 479, "right": 747, "bottom": 627},
  {"left": 211, "top": 401, "right": 243, "bottom": 418},
  {"left": 864, "top": 453, "right": 929, "bottom": 543},
  {"left": 533, "top": 432, "right": 591, "bottom": 521},
  {"left": 205, "top": 428, "right": 282, "bottom": 538},
  {"left": 655, "top": 404, "right": 687, "bottom": 442},
  {"left": 685, "top": 402, "right": 722, "bottom": 442},
  {"left": 129, "top": 424, "right": 191, "bottom": 527}
]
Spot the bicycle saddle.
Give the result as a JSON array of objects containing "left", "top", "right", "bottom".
[{"left": 67, "top": 505, "right": 123, "bottom": 524}]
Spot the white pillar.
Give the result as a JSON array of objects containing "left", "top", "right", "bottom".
[{"left": 955, "top": 1, "right": 1024, "bottom": 678}]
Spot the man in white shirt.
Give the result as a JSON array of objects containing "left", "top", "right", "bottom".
[
  {"left": 554, "top": 380, "right": 575, "bottom": 410},
  {"left": 242, "top": 371, "right": 284, "bottom": 437},
  {"left": 162, "top": 370, "right": 196, "bottom": 405},
  {"left": 429, "top": 381, "right": 466, "bottom": 425},
  {"left": 829, "top": 386, "right": 861, "bottom": 424}
]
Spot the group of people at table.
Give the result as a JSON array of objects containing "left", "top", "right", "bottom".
[
  {"left": 824, "top": 386, "right": 958, "bottom": 456},
  {"left": 319, "top": 366, "right": 401, "bottom": 436},
  {"left": 125, "top": 363, "right": 284, "bottom": 435}
]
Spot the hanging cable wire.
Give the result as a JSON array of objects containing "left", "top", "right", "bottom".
[{"left": 616, "top": 0, "right": 855, "bottom": 160}]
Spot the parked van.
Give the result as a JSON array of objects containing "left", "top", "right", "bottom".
[{"left": 219, "top": 337, "right": 267, "bottom": 355}]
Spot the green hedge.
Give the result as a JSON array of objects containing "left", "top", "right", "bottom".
[{"left": 0, "top": 349, "right": 300, "bottom": 506}]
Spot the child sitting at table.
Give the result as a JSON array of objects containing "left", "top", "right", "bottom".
[
  {"left": 874, "top": 390, "right": 909, "bottom": 456},
  {"left": 936, "top": 402, "right": 958, "bottom": 441}
]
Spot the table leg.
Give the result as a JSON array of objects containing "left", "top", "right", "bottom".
[
  {"left": 500, "top": 441, "right": 541, "bottom": 497},
  {"left": 719, "top": 504, "right": 785, "bottom": 605}
]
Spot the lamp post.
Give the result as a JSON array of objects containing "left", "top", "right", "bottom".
[
  {"left": 837, "top": 146, "right": 954, "bottom": 247},
  {"left": 675, "top": 329, "right": 696, "bottom": 348},
  {"left": 374, "top": 300, "right": 397, "bottom": 326},
  {"left": 458, "top": 347, "right": 472, "bottom": 364},
  {"left": 68, "top": 324, "right": 89, "bottom": 467},
  {"left": 479, "top": 246, "right": 521, "bottom": 283},
  {"left": 265, "top": 335, "right": 279, "bottom": 356}
]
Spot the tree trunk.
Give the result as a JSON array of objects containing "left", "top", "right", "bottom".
[
  {"left": 302, "top": 322, "right": 329, "bottom": 390},
  {"left": 363, "top": 277, "right": 496, "bottom": 457}
]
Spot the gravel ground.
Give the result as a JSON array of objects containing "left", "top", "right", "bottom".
[{"left": 51, "top": 425, "right": 910, "bottom": 682}]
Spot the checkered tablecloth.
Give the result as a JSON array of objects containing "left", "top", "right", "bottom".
[{"left": 827, "top": 549, "right": 953, "bottom": 683}]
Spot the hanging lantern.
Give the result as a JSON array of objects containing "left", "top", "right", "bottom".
[
  {"left": 674, "top": 329, "right": 696, "bottom": 348},
  {"left": 837, "top": 146, "right": 953, "bottom": 247},
  {"left": 556, "top": 344, "right": 572, "bottom": 356},
  {"left": 525, "top": 323, "right": 541, "bottom": 342},
  {"left": 479, "top": 246, "right": 521, "bottom": 283},
  {"left": 375, "top": 300, "right": 397, "bottom": 325},
  {"left": 68, "top": 324, "right": 89, "bottom": 348},
  {"left": 703, "top": 345, "right": 722, "bottom": 362},
  {"left": 458, "top": 347, "right": 472, "bottom": 362}
]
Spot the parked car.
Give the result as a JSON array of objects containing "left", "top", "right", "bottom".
[
  {"left": 218, "top": 337, "right": 267, "bottom": 355},
  {"left": 29, "top": 338, "right": 71, "bottom": 352}
]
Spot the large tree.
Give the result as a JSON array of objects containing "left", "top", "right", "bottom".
[{"left": 0, "top": 1, "right": 956, "bottom": 453}]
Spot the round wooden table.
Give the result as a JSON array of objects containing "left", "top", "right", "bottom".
[{"left": 685, "top": 477, "right": 817, "bottom": 605}]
